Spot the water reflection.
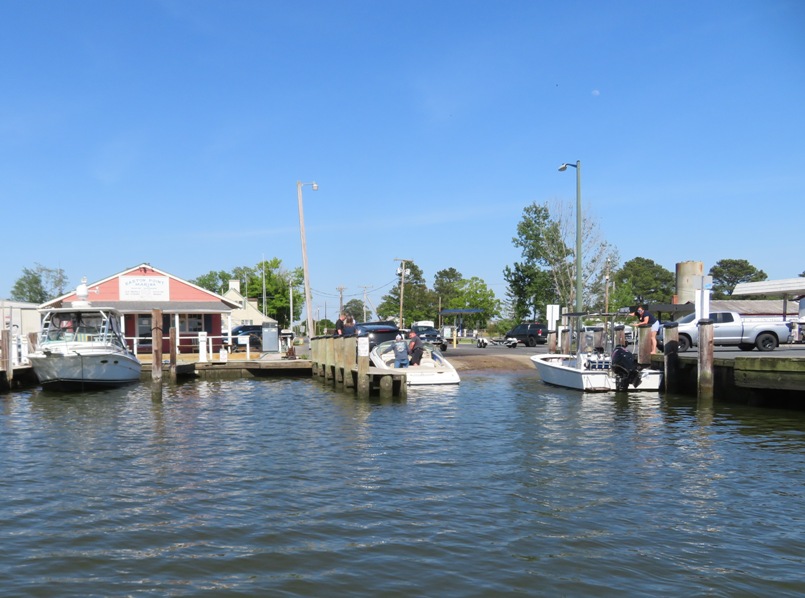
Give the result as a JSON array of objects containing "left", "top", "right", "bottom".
[{"left": 2, "top": 375, "right": 805, "bottom": 595}]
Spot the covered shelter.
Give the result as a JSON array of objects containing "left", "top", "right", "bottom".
[{"left": 732, "top": 278, "right": 805, "bottom": 323}]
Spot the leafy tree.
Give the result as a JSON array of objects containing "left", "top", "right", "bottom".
[
  {"left": 709, "top": 259, "right": 767, "bottom": 299},
  {"left": 503, "top": 262, "right": 556, "bottom": 321},
  {"left": 192, "top": 259, "right": 304, "bottom": 328},
  {"left": 376, "top": 262, "right": 435, "bottom": 326},
  {"left": 506, "top": 200, "right": 617, "bottom": 316},
  {"left": 10, "top": 264, "right": 68, "bottom": 303},
  {"left": 452, "top": 276, "right": 501, "bottom": 328},
  {"left": 613, "top": 257, "right": 674, "bottom": 306},
  {"left": 433, "top": 268, "right": 463, "bottom": 310},
  {"left": 343, "top": 298, "right": 371, "bottom": 322},
  {"left": 193, "top": 270, "right": 232, "bottom": 294},
  {"left": 433, "top": 268, "right": 500, "bottom": 327}
]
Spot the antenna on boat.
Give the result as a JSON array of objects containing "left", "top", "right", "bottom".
[{"left": 72, "top": 277, "right": 92, "bottom": 307}]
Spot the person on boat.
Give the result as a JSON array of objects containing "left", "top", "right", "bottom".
[
  {"left": 633, "top": 306, "right": 660, "bottom": 354},
  {"left": 392, "top": 334, "right": 409, "bottom": 368},
  {"left": 408, "top": 330, "right": 424, "bottom": 366}
]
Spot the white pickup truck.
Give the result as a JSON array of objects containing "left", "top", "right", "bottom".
[{"left": 675, "top": 311, "right": 793, "bottom": 352}]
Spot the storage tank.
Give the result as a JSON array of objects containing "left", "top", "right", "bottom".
[{"left": 676, "top": 261, "right": 704, "bottom": 304}]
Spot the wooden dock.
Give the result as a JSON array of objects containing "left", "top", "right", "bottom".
[{"left": 310, "top": 336, "right": 407, "bottom": 399}]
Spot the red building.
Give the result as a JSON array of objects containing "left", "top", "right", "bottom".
[{"left": 41, "top": 263, "right": 240, "bottom": 353}]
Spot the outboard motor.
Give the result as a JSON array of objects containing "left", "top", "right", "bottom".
[{"left": 610, "top": 346, "right": 641, "bottom": 391}]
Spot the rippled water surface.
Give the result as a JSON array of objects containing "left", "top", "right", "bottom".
[{"left": 2, "top": 373, "right": 805, "bottom": 596}]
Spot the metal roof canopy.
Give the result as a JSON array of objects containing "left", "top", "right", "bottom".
[
  {"left": 440, "top": 309, "right": 483, "bottom": 315},
  {"left": 733, "top": 278, "right": 805, "bottom": 298},
  {"left": 732, "top": 278, "right": 805, "bottom": 321}
]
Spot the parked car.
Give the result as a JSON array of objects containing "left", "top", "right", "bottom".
[
  {"left": 505, "top": 322, "right": 548, "bottom": 347},
  {"left": 411, "top": 324, "right": 448, "bottom": 351},
  {"left": 675, "top": 311, "right": 793, "bottom": 352},
  {"left": 225, "top": 324, "right": 263, "bottom": 352},
  {"left": 354, "top": 321, "right": 402, "bottom": 351}
]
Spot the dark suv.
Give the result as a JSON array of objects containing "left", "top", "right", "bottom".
[
  {"left": 505, "top": 322, "right": 548, "bottom": 347},
  {"left": 354, "top": 321, "right": 401, "bottom": 350},
  {"left": 411, "top": 325, "right": 447, "bottom": 351}
]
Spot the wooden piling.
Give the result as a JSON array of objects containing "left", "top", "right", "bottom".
[
  {"left": 379, "top": 375, "right": 393, "bottom": 398},
  {"left": 548, "top": 331, "right": 557, "bottom": 354},
  {"left": 343, "top": 337, "right": 357, "bottom": 388},
  {"left": 357, "top": 352, "right": 370, "bottom": 398},
  {"left": 1, "top": 329, "right": 11, "bottom": 385},
  {"left": 324, "top": 337, "right": 334, "bottom": 382},
  {"left": 698, "top": 319, "right": 714, "bottom": 402},
  {"left": 151, "top": 309, "right": 163, "bottom": 384},
  {"left": 169, "top": 327, "right": 177, "bottom": 382},
  {"left": 663, "top": 322, "right": 679, "bottom": 393},
  {"left": 636, "top": 325, "right": 651, "bottom": 365}
]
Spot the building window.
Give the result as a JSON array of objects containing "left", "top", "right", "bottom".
[
  {"left": 138, "top": 316, "right": 152, "bottom": 338},
  {"left": 180, "top": 315, "right": 204, "bottom": 333}
]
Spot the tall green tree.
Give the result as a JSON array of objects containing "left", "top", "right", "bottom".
[
  {"left": 452, "top": 276, "right": 501, "bottom": 328},
  {"left": 433, "top": 268, "right": 463, "bottom": 310},
  {"left": 709, "top": 259, "right": 767, "bottom": 299},
  {"left": 10, "top": 264, "right": 68, "bottom": 303},
  {"left": 506, "top": 200, "right": 617, "bottom": 316},
  {"left": 503, "top": 262, "right": 556, "bottom": 321},
  {"left": 343, "top": 298, "right": 371, "bottom": 322},
  {"left": 376, "top": 262, "right": 436, "bottom": 326},
  {"left": 192, "top": 270, "right": 232, "bottom": 294},
  {"left": 613, "top": 257, "right": 674, "bottom": 306},
  {"left": 192, "top": 259, "right": 304, "bottom": 328}
]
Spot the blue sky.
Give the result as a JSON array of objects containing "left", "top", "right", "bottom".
[{"left": 2, "top": 0, "right": 803, "bottom": 319}]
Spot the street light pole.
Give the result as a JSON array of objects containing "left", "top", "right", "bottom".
[
  {"left": 558, "top": 160, "right": 582, "bottom": 313},
  {"left": 297, "top": 180, "right": 318, "bottom": 342}
]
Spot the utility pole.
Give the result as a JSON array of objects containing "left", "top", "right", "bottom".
[
  {"left": 359, "top": 286, "right": 372, "bottom": 322},
  {"left": 394, "top": 258, "right": 412, "bottom": 329},
  {"left": 336, "top": 286, "right": 346, "bottom": 315}
]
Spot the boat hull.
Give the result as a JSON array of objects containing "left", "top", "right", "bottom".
[
  {"left": 530, "top": 354, "right": 662, "bottom": 392},
  {"left": 28, "top": 350, "right": 142, "bottom": 391},
  {"left": 369, "top": 341, "right": 460, "bottom": 385}
]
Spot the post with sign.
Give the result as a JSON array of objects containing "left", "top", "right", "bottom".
[
  {"left": 357, "top": 336, "right": 370, "bottom": 398},
  {"left": 694, "top": 275, "right": 713, "bottom": 322}
]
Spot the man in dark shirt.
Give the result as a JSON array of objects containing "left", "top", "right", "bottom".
[
  {"left": 335, "top": 312, "right": 346, "bottom": 336},
  {"left": 408, "top": 330, "right": 424, "bottom": 366}
]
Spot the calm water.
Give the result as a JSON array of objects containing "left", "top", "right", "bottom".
[{"left": 2, "top": 373, "right": 805, "bottom": 597}]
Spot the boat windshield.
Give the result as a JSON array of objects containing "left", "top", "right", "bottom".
[
  {"left": 375, "top": 340, "right": 446, "bottom": 362},
  {"left": 44, "top": 311, "right": 111, "bottom": 343}
]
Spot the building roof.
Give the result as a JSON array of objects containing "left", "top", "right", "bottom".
[
  {"left": 40, "top": 263, "right": 241, "bottom": 310},
  {"left": 650, "top": 299, "right": 799, "bottom": 317},
  {"left": 733, "top": 278, "right": 805, "bottom": 298},
  {"left": 83, "top": 301, "right": 236, "bottom": 314}
]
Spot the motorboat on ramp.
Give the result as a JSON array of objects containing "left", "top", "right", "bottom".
[
  {"left": 28, "top": 286, "right": 141, "bottom": 391},
  {"left": 530, "top": 312, "right": 662, "bottom": 392},
  {"left": 369, "top": 340, "right": 460, "bottom": 385}
]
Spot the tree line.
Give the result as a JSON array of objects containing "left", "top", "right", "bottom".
[{"left": 7, "top": 205, "right": 802, "bottom": 333}]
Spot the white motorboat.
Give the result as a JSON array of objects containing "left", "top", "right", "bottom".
[
  {"left": 530, "top": 312, "right": 662, "bottom": 392},
  {"left": 28, "top": 285, "right": 141, "bottom": 391},
  {"left": 370, "top": 340, "right": 460, "bottom": 385},
  {"left": 531, "top": 348, "right": 662, "bottom": 392}
]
